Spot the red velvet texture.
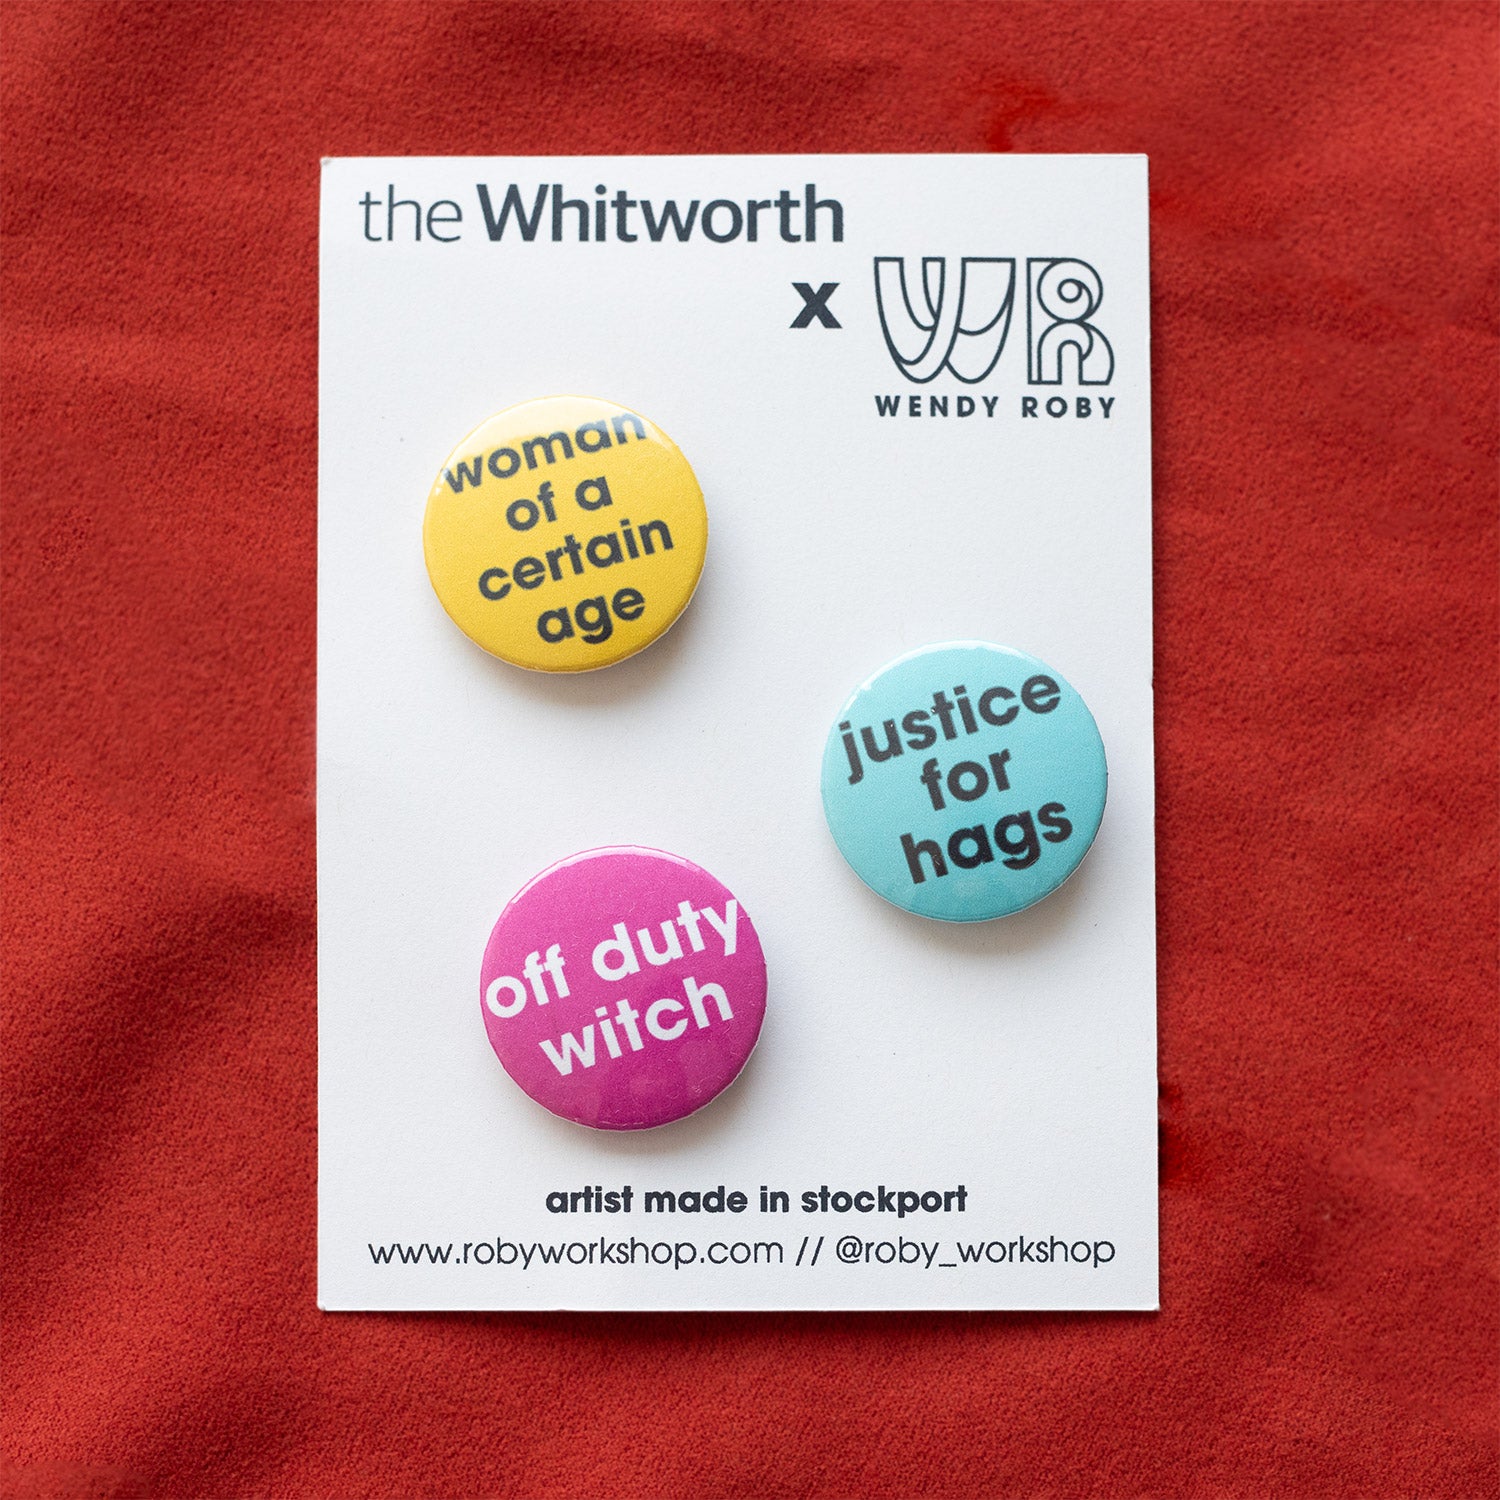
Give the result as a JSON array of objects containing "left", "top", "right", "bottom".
[{"left": 3, "top": 4, "right": 1496, "bottom": 1496}]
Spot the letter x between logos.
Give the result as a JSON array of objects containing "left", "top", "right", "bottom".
[{"left": 790, "top": 281, "right": 840, "bottom": 329}]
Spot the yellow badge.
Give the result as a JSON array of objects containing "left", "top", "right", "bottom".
[{"left": 423, "top": 396, "right": 707, "bottom": 671}]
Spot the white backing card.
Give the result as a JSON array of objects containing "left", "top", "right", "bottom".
[{"left": 318, "top": 155, "right": 1156, "bottom": 1311}]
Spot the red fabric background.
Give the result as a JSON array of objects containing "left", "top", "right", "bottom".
[{"left": 3, "top": 3, "right": 1496, "bottom": 1496}]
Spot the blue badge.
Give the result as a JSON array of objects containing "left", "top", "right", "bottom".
[{"left": 821, "top": 642, "right": 1107, "bottom": 921}]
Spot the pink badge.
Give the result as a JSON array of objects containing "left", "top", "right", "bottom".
[{"left": 481, "top": 847, "right": 767, "bottom": 1130}]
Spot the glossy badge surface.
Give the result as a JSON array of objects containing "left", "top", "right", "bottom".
[
  {"left": 821, "top": 642, "right": 1107, "bottom": 922},
  {"left": 481, "top": 848, "right": 766, "bottom": 1129},
  {"left": 424, "top": 396, "right": 707, "bottom": 671}
]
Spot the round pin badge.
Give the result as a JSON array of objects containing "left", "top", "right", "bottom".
[
  {"left": 424, "top": 396, "right": 707, "bottom": 671},
  {"left": 480, "top": 848, "right": 766, "bottom": 1130},
  {"left": 821, "top": 642, "right": 1107, "bottom": 922}
]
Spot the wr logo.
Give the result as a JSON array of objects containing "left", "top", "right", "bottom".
[{"left": 873, "top": 256, "right": 1114, "bottom": 386}]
